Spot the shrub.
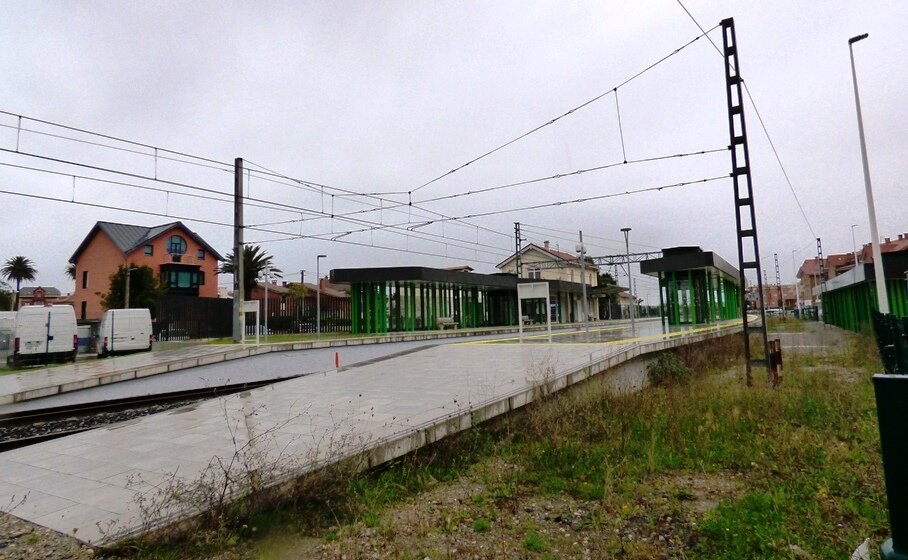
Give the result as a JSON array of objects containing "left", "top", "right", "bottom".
[{"left": 647, "top": 352, "right": 691, "bottom": 387}]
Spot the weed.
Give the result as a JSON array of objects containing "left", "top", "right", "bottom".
[
  {"left": 473, "top": 517, "right": 490, "bottom": 533},
  {"left": 523, "top": 529, "right": 547, "bottom": 552}
]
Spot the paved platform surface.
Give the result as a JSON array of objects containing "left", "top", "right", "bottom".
[
  {"left": 0, "top": 319, "right": 736, "bottom": 546},
  {"left": 0, "top": 323, "right": 620, "bottom": 406}
]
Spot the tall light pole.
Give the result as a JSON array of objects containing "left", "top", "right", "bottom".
[
  {"left": 850, "top": 224, "right": 860, "bottom": 269},
  {"left": 263, "top": 265, "right": 270, "bottom": 343},
  {"left": 576, "top": 230, "right": 589, "bottom": 332},
  {"left": 124, "top": 265, "right": 137, "bottom": 308},
  {"left": 621, "top": 227, "right": 635, "bottom": 335},
  {"left": 316, "top": 255, "right": 326, "bottom": 339},
  {"left": 849, "top": 33, "right": 889, "bottom": 313},
  {"left": 791, "top": 250, "right": 801, "bottom": 317}
]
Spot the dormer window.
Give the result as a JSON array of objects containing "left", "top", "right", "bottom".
[{"left": 168, "top": 235, "right": 187, "bottom": 255}]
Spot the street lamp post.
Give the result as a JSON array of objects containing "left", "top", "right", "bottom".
[
  {"left": 576, "top": 230, "right": 589, "bottom": 333},
  {"left": 849, "top": 33, "right": 889, "bottom": 313},
  {"left": 791, "top": 250, "right": 801, "bottom": 317},
  {"left": 124, "top": 265, "right": 137, "bottom": 309},
  {"left": 316, "top": 255, "right": 326, "bottom": 339},
  {"left": 851, "top": 224, "right": 860, "bottom": 269},
  {"left": 263, "top": 266, "right": 270, "bottom": 343},
  {"left": 621, "top": 227, "right": 635, "bottom": 335}
]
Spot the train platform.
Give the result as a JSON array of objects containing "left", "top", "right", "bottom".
[
  {"left": 0, "top": 323, "right": 586, "bottom": 406},
  {"left": 0, "top": 319, "right": 738, "bottom": 546}
]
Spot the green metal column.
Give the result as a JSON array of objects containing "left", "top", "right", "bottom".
[
  {"left": 657, "top": 273, "right": 666, "bottom": 327},
  {"left": 351, "top": 284, "right": 360, "bottom": 334},
  {"left": 670, "top": 271, "right": 679, "bottom": 326}
]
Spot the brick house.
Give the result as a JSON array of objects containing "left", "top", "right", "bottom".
[
  {"left": 797, "top": 252, "right": 855, "bottom": 306},
  {"left": 69, "top": 221, "right": 223, "bottom": 320}
]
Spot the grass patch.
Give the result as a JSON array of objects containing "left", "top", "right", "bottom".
[
  {"left": 766, "top": 316, "right": 808, "bottom": 332},
  {"left": 121, "top": 331, "right": 888, "bottom": 559}
]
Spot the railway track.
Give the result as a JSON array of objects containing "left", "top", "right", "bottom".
[{"left": 0, "top": 376, "right": 300, "bottom": 452}]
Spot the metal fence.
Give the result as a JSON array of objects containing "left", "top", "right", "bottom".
[
  {"left": 247, "top": 293, "right": 351, "bottom": 335},
  {"left": 873, "top": 311, "right": 908, "bottom": 375},
  {"left": 155, "top": 295, "right": 233, "bottom": 340}
]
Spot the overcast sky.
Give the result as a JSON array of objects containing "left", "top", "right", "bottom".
[{"left": 0, "top": 1, "right": 905, "bottom": 304}]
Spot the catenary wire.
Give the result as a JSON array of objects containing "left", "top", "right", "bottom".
[
  {"left": 413, "top": 148, "right": 726, "bottom": 205},
  {"left": 0, "top": 187, "right": 508, "bottom": 265},
  {"left": 673, "top": 0, "right": 817, "bottom": 239},
  {"left": 0, "top": 109, "right": 231, "bottom": 168},
  {"left": 408, "top": 24, "right": 719, "bottom": 195},
  {"left": 0, "top": 122, "right": 234, "bottom": 175}
]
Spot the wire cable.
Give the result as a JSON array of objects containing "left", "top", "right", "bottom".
[
  {"left": 414, "top": 148, "right": 726, "bottom": 205},
  {"left": 673, "top": 0, "right": 817, "bottom": 239},
  {"left": 408, "top": 25, "right": 719, "bottom": 195}
]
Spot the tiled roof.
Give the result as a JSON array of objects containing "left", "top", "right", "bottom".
[
  {"left": 496, "top": 243, "right": 592, "bottom": 270},
  {"left": 826, "top": 253, "right": 855, "bottom": 268},
  {"left": 859, "top": 234, "right": 908, "bottom": 262},
  {"left": 70, "top": 221, "right": 224, "bottom": 263}
]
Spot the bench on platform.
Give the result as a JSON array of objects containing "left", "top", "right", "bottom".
[
  {"left": 436, "top": 317, "right": 458, "bottom": 330},
  {"left": 521, "top": 315, "right": 535, "bottom": 325}
]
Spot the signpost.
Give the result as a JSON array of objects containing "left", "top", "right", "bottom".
[
  {"left": 517, "top": 282, "right": 552, "bottom": 343},
  {"left": 242, "top": 300, "right": 259, "bottom": 345}
]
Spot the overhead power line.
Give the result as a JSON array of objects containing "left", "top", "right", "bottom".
[
  {"left": 0, "top": 187, "right": 509, "bottom": 266},
  {"left": 408, "top": 24, "right": 719, "bottom": 195},
  {"left": 0, "top": 109, "right": 231, "bottom": 168},
  {"left": 415, "top": 148, "right": 727, "bottom": 205},
  {"left": 251, "top": 175, "right": 727, "bottom": 244},
  {"left": 673, "top": 0, "right": 817, "bottom": 239}
]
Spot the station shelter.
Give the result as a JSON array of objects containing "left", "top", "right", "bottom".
[
  {"left": 330, "top": 266, "right": 594, "bottom": 335},
  {"left": 820, "top": 250, "right": 908, "bottom": 332},
  {"left": 640, "top": 247, "right": 742, "bottom": 327}
]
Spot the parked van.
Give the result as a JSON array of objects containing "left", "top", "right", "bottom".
[
  {"left": 98, "top": 308, "right": 153, "bottom": 358},
  {"left": 8, "top": 305, "right": 78, "bottom": 367},
  {"left": 0, "top": 311, "right": 15, "bottom": 351}
]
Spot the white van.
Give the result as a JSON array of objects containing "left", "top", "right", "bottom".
[
  {"left": 0, "top": 311, "right": 15, "bottom": 351},
  {"left": 98, "top": 308, "right": 153, "bottom": 358},
  {"left": 8, "top": 305, "right": 78, "bottom": 367}
]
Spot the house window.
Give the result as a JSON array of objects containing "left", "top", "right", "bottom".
[
  {"left": 165, "top": 270, "right": 202, "bottom": 288},
  {"left": 80, "top": 301, "right": 87, "bottom": 320},
  {"left": 168, "top": 235, "right": 187, "bottom": 255},
  {"left": 81, "top": 270, "right": 88, "bottom": 289},
  {"left": 198, "top": 249, "right": 205, "bottom": 260},
  {"left": 144, "top": 244, "right": 154, "bottom": 256},
  {"left": 528, "top": 267, "right": 541, "bottom": 280}
]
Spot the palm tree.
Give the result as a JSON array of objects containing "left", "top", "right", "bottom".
[
  {"left": 65, "top": 263, "right": 76, "bottom": 281},
  {"left": 2, "top": 256, "right": 37, "bottom": 309},
  {"left": 217, "top": 245, "right": 282, "bottom": 300}
]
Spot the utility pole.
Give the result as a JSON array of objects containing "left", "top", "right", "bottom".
[
  {"left": 232, "top": 158, "right": 244, "bottom": 343},
  {"left": 316, "top": 254, "right": 326, "bottom": 339},
  {"left": 514, "top": 222, "right": 523, "bottom": 278},
  {"left": 577, "top": 230, "right": 588, "bottom": 332},
  {"left": 621, "top": 227, "right": 635, "bottom": 335}
]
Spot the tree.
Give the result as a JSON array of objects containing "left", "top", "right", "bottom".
[
  {"left": 100, "top": 264, "right": 163, "bottom": 314},
  {"left": 0, "top": 280, "right": 12, "bottom": 311},
  {"left": 2, "top": 255, "right": 37, "bottom": 310},
  {"left": 597, "top": 272, "right": 619, "bottom": 305},
  {"left": 217, "top": 245, "right": 282, "bottom": 300},
  {"left": 65, "top": 263, "right": 76, "bottom": 281}
]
